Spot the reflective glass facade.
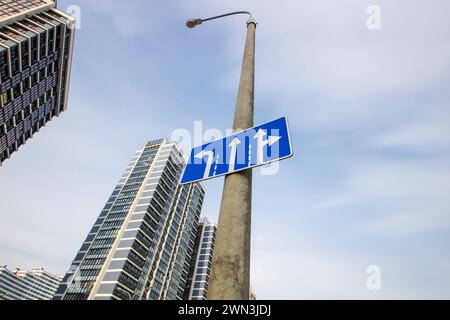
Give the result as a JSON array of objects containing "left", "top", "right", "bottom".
[
  {"left": 54, "top": 139, "right": 205, "bottom": 300},
  {"left": 0, "top": 1, "right": 75, "bottom": 166}
]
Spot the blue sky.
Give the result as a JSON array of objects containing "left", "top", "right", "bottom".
[{"left": 1, "top": 0, "right": 450, "bottom": 299}]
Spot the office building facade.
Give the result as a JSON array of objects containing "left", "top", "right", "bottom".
[
  {"left": 54, "top": 139, "right": 205, "bottom": 300},
  {"left": 184, "top": 217, "right": 216, "bottom": 300},
  {"left": 0, "top": 0, "right": 75, "bottom": 166},
  {"left": 0, "top": 265, "right": 62, "bottom": 300}
]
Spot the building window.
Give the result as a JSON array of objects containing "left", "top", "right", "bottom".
[
  {"left": 2, "top": 91, "right": 11, "bottom": 105},
  {"left": 192, "top": 290, "right": 203, "bottom": 296}
]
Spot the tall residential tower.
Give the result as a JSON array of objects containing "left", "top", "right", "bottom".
[
  {"left": 0, "top": 0, "right": 75, "bottom": 166},
  {"left": 54, "top": 139, "right": 205, "bottom": 300},
  {"left": 184, "top": 217, "right": 216, "bottom": 300}
]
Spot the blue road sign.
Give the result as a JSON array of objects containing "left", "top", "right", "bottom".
[{"left": 180, "top": 116, "right": 293, "bottom": 184}]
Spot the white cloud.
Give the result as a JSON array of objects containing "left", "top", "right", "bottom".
[
  {"left": 370, "top": 104, "right": 450, "bottom": 153},
  {"left": 365, "top": 210, "right": 450, "bottom": 235},
  {"left": 77, "top": 0, "right": 165, "bottom": 35},
  {"left": 181, "top": 0, "right": 450, "bottom": 132},
  {"left": 372, "top": 122, "right": 450, "bottom": 152},
  {"left": 314, "top": 159, "right": 450, "bottom": 235},
  {"left": 250, "top": 236, "right": 442, "bottom": 299},
  {"left": 252, "top": 249, "right": 370, "bottom": 299}
]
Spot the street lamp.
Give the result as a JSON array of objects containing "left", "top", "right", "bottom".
[
  {"left": 186, "top": 11, "right": 256, "bottom": 29},
  {"left": 186, "top": 11, "right": 256, "bottom": 300}
]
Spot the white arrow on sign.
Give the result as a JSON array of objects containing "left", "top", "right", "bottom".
[
  {"left": 254, "top": 129, "right": 281, "bottom": 165},
  {"left": 195, "top": 150, "right": 215, "bottom": 180},
  {"left": 228, "top": 137, "right": 241, "bottom": 172}
]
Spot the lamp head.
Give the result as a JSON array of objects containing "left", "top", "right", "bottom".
[{"left": 186, "top": 19, "right": 202, "bottom": 28}]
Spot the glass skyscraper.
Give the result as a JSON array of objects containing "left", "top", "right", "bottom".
[
  {"left": 54, "top": 139, "right": 205, "bottom": 300},
  {"left": 184, "top": 217, "right": 217, "bottom": 300},
  {"left": 0, "top": 0, "right": 75, "bottom": 166},
  {"left": 0, "top": 265, "right": 62, "bottom": 300}
]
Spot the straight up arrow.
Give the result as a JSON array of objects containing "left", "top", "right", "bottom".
[{"left": 228, "top": 137, "right": 241, "bottom": 172}]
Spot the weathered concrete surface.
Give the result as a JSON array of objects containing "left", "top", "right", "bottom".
[{"left": 208, "top": 21, "right": 256, "bottom": 300}]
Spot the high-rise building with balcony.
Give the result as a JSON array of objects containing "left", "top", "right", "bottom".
[
  {"left": 184, "top": 217, "right": 217, "bottom": 300},
  {"left": 54, "top": 139, "right": 205, "bottom": 300},
  {"left": 0, "top": 265, "right": 62, "bottom": 300},
  {"left": 0, "top": 0, "right": 75, "bottom": 166}
]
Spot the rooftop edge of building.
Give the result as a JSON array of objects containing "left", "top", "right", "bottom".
[
  {"left": 0, "top": 0, "right": 56, "bottom": 26},
  {"left": 0, "top": 265, "right": 62, "bottom": 279}
]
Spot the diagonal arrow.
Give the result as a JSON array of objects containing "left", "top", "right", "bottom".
[
  {"left": 195, "top": 150, "right": 215, "bottom": 179},
  {"left": 254, "top": 129, "right": 281, "bottom": 165},
  {"left": 268, "top": 135, "right": 281, "bottom": 146}
]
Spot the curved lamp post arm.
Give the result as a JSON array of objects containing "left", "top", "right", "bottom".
[{"left": 186, "top": 11, "right": 256, "bottom": 28}]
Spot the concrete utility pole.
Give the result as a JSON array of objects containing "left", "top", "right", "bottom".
[{"left": 186, "top": 11, "right": 256, "bottom": 300}]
